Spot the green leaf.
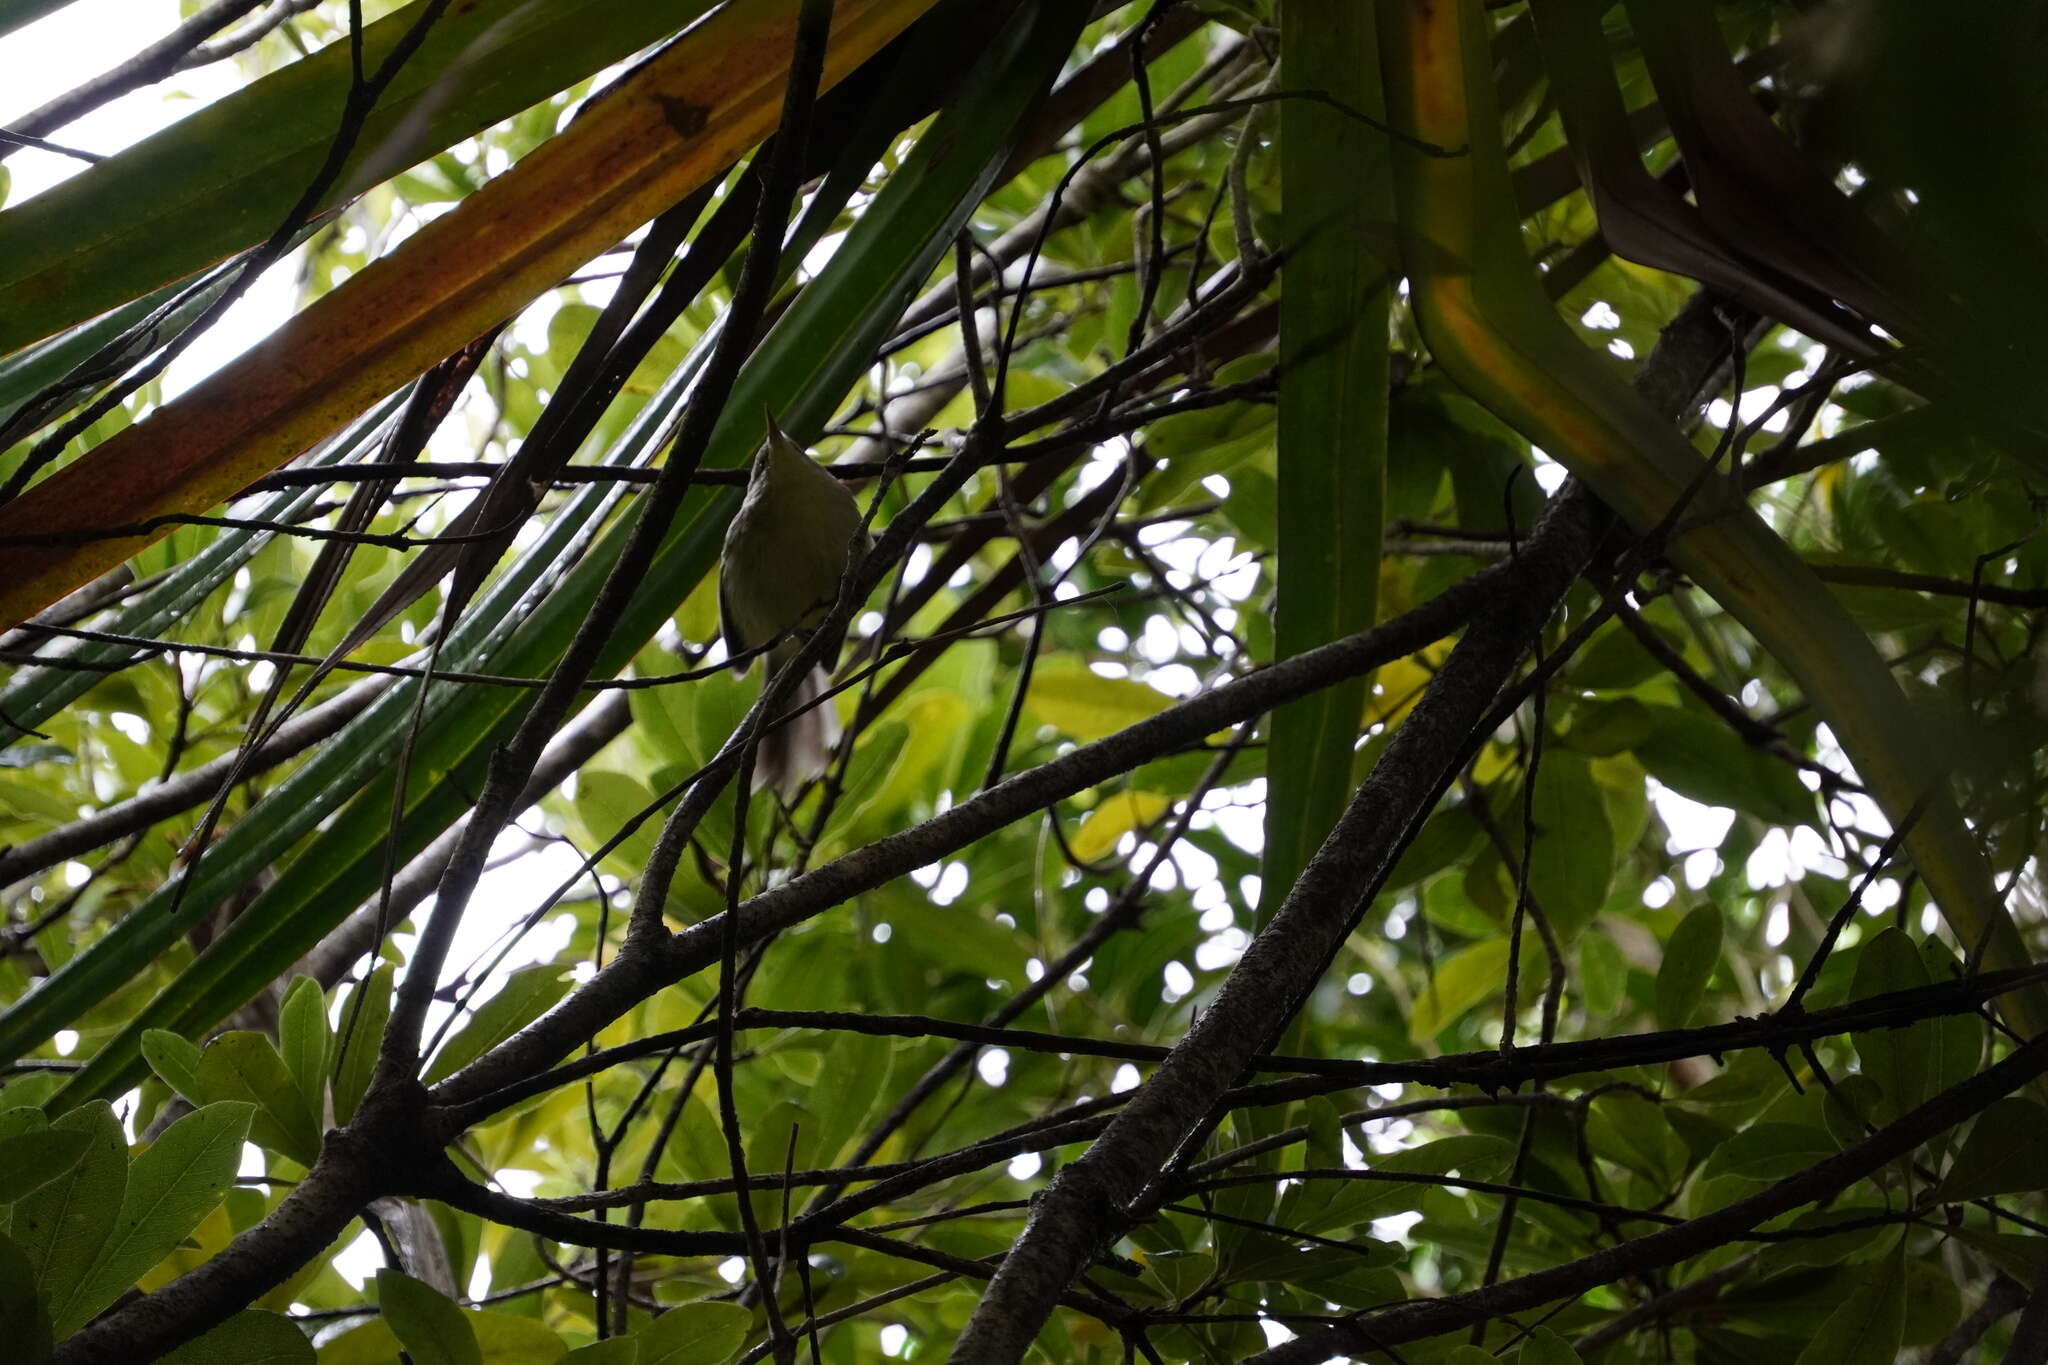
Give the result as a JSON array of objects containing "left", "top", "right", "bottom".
[
  {"left": 467, "top": 1309, "right": 569, "bottom": 1364},
  {"left": 1564, "top": 620, "right": 1678, "bottom": 692},
  {"left": 194, "top": 1033, "right": 320, "bottom": 1167},
  {"left": 1707, "top": 1122, "right": 1837, "bottom": 1181},
  {"left": 806, "top": 1031, "right": 897, "bottom": 1168},
  {"left": 0, "top": 1105, "right": 45, "bottom": 1141},
  {"left": 1953, "top": 1227, "right": 2048, "bottom": 1281},
  {"left": 1024, "top": 662, "right": 1171, "bottom": 741},
  {"left": 1585, "top": 1090, "right": 1685, "bottom": 1187},
  {"left": 1281, "top": 1135, "right": 1514, "bottom": 1234},
  {"left": 1579, "top": 931, "right": 1626, "bottom": 1017},
  {"left": 1288, "top": 1260, "right": 1404, "bottom": 1311},
  {"left": 1921, "top": 939, "right": 1984, "bottom": 1098},
  {"left": 1900, "top": 1254, "right": 1963, "bottom": 1345},
  {"left": 1263, "top": 0, "right": 1390, "bottom": 939},
  {"left": 278, "top": 977, "right": 333, "bottom": 1118},
  {"left": 1388, "top": 805, "right": 1482, "bottom": 888},
  {"left": 1755, "top": 1203, "right": 1891, "bottom": 1277},
  {"left": 53, "top": 1101, "right": 254, "bottom": 1336},
  {"left": 318, "top": 1309, "right": 564, "bottom": 1365},
  {"left": 1518, "top": 1328, "right": 1584, "bottom": 1364},
  {"left": 1849, "top": 929, "right": 1933, "bottom": 1123},
  {"left": 424, "top": 966, "right": 571, "bottom": 1086},
  {"left": 1224, "top": 1230, "right": 1399, "bottom": 1287},
  {"left": 378, "top": 1269, "right": 481, "bottom": 1365},
  {"left": 1070, "top": 791, "right": 1173, "bottom": 863},
  {"left": 331, "top": 967, "right": 393, "bottom": 1126},
  {"left": 1934, "top": 1098, "right": 2048, "bottom": 1202},
  {"left": 1655, "top": 904, "right": 1723, "bottom": 1030},
  {"left": 1410, "top": 940, "right": 1508, "bottom": 1042},
  {"left": 1821, "top": 1073, "right": 1884, "bottom": 1148},
  {"left": 567, "top": 769, "right": 669, "bottom": 887},
  {"left": 1409, "top": 939, "right": 1550, "bottom": 1042},
  {"left": 159, "top": 1310, "right": 313, "bottom": 1364},
  {"left": 1795, "top": 1235, "right": 1906, "bottom": 1365},
  {"left": 1683, "top": 1049, "right": 1794, "bottom": 1111},
  {"left": 740, "top": 1100, "right": 813, "bottom": 1219},
  {"left": 0, "top": 1230, "right": 51, "bottom": 1365},
  {"left": 560, "top": 1342, "right": 638, "bottom": 1365},
  {"left": 0, "top": 1125, "right": 89, "bottom": 1204},
  {"left": 1138, "top": 1249, "right": 1215, "bottom": 1302},
  {"left": 1144, "top": 391, "right": 1274, "bottom": 510},
  {"left": 637, "top": 1302, "right": 750, "bottom": 1365},
  {"left": 1221, "top": 464, "right": 1279, "bottom": 544},
  {"left": 0, "top": 1078, "right": 61, "bottom": 1115},
  {"left": 10, "top": 1100, "right": 125, "bottom": 1317},
  {"left": 1559, "top": 696, "right": 1656, "bottom": 756},
  {"left": 1518, "top": 751, "right": 1614, "bottom": 941},
  {"left": 1631, "top": 703, "right": 1817, "bottom": 827},
  {"left": 654, "top": 1092, "right": 740, "bottom": 1192},
  {"left": 1207, "top": 1112, "right": 1278, "bottom": 1271},
  {"left": 140, "top": 1029, "right": 207, "bottom": 1106}
]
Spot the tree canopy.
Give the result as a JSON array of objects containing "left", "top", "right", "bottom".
[{"left": 0, "top": 1, "right": 2044, "bottom": 1362}]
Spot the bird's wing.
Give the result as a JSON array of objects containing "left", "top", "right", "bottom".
[
  {"left": 719, "top": 568, "right": 750, "bottom": 674},
  {"left": 814, "top": 527, "right": 873, "bottom": 675}
]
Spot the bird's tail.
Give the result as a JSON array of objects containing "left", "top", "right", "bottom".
[{"left": 756, "top": 664, "right": 841, "bottom": 798}]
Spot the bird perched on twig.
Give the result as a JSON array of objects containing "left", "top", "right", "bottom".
[{"left": 719, "top": 415, "right": 869, "bottom": 795}]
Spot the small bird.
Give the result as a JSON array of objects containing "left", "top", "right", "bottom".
[{"left": 719, "top": 415, "right": 869, "bottom": 795}]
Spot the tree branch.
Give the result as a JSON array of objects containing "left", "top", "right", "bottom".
[
  {"left": 1242, "top": 1028, "right": 2048, "bottom": 1364},
  {"left": 945, "top": 286, "right": 1751, "bottom": 1360},
  {"left": 948, "top": 477, "right": 1607, "bottom": 1362}
]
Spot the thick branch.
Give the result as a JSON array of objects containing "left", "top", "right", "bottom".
[
  {"left": 51, "top": 1090, "right": 407, "bottom": 1362},
  {"left": 947, "top": 286, "right": 1747, "bottom": 1360},
  {"left": 947, "top": 479, "right": 1605, "bottom": 1363}
]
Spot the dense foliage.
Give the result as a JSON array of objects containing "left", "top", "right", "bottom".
[{"left": 0, "top": 0, "right": 2043, "bottom": 1361}]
